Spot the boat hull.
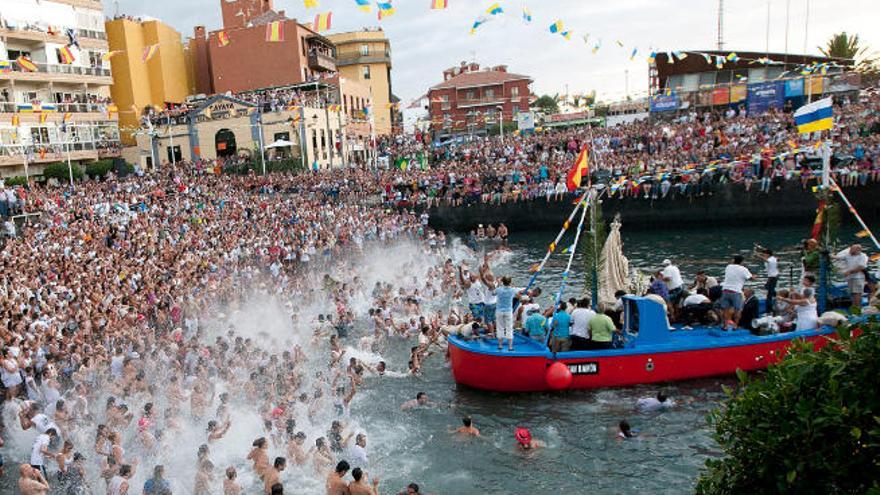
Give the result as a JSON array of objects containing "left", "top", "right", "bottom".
[{"left": 448, "top": 332, "right": 838, "bottom": 392}]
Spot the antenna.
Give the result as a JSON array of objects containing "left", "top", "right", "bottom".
[
  {"left": 114, "top": 0, "right": 119, "bottom": 17},
  {"left": 716, "top": 0, "right": 724, "bottom": 51}
]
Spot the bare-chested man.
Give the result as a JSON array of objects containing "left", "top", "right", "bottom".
[
  {"left": 326, "top": 460, "right": 351, "bottom": 495},
  {"left": 452, "top": 416, "right": 480, "bottom": 436},
  {"left": 348, "top": 467, "right": 380, "bottom": 495},
  {"left": 17, "top": 464, "right": 50, "bottom": 495},
  {"left": 264, "top": 457, "right": 286, "bottom": 494}
]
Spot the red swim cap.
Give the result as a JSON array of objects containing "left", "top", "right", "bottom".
[{"left": 514, "top": 427, "right": 531, "bottom": 446}]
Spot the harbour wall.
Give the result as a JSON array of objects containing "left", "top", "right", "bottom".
[{"left": 426, "top": 182, "right": 880, "bottom": 233}]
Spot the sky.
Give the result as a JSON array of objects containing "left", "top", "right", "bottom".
[{"left": 106, "top": 0, "right": 879, "bottom": 114}]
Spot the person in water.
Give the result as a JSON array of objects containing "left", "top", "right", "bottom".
[
  {"left": 617, "top": 420, "right": 638, "bottom": 440},
  {"left": 452, "top": 416, "right": 480, "bottom": 436},
  {"left": 514, "top": 427, "right": 544, "bottom": 450},
  {"left": 400, "top": 392, "right": 430, "bottom": 410},
  {"left": 636, "top": 391, "right": 674, "bottom": 412}
]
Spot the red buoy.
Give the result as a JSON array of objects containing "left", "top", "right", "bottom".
[{"left": 545, "top": 361, "right": 573, "bottom": 390}]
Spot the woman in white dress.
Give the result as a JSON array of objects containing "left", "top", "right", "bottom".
[{"left": 778, "top": 288, "right": 819, "bottom": 331}]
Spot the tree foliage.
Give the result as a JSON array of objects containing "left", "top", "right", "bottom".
[
  {"left": 85, "top": 160, "right": 114, "bottom": 179},
  {"left": 696, "top": 323, "right": 880, "bottom": 495},
  {"left": 819, "top": 32, "right": 878, "bottom": 75},
  {"left": 532, "top": 94, "right": 559, "bottom": 115},
  {"left": 42, "top": 162, "right": 82, "bottom": 181}
]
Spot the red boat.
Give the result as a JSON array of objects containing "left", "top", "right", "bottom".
[{"left": 448, "top": 296, "right": 847, "bottom": 392}]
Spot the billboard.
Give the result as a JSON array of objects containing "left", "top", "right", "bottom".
[
  {"left": 711, "top": 87, "right": 730, "bottom": 105},
  {"left": 516, "top": 112, "right": 536, "bottom": 132},
  {"left": 649, "top": 94, "right": 678, "bottom": 112},
  {"left": 747, "top": 81, "right": 785, "bottom": 114},
  {"left": 730, "top": 85, "right": 747, "bottom": 103}
]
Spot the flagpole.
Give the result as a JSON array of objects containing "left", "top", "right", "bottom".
[
  {"left": 65, "top": 130, "right": 74, "bottom": 188},
  {"left": 829, "top": 178, "right": 880, "bottom": 253}
]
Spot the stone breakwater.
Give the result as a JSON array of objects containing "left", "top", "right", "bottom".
[{"left": 426, "top": 182, "right": 880, "bottom": 233}]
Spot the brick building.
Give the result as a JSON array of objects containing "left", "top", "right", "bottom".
[
  {"left": 188, "top": 0, "right": 336, "bottom": 95},
  {"left": 427, "top": 62, "right": 532, "bottom": 137}
]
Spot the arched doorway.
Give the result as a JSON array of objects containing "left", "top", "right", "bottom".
[{"left": 215, "top": 129, "right": 237, "bottom": 158}]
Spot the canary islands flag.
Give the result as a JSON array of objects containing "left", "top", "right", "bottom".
[
  {"left": 549, "top": 20, "right": 563, "bottom": 34},
  {"left": 566, "top": 146, "right": 590, "bottom": 191},
  {"left": 486, "top": 3, "right": 503, "bottom": 15},
  {"left": 354, "top": 0, "right": 371, "bottom": 11},
  {"left": 522, "top": 6, "right": 532, "bottom": 23},
  {"left": 793, "top": 97, "right": 833, "bottom": 134}
]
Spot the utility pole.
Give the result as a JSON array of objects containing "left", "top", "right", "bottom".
[{"left": 716, "top": 0, "right": 724, "bottom": 51}]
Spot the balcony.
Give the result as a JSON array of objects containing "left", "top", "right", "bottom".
[
  {"left": 456, "top": 97, "right": 505, "bottom": 109},
  {"left": 0, "top": 26, "right": 108, "bottom": 49},
  {"left": 335, "top": 53, "right": 392, "bottom": 68},
  {"left": 76, "top": 29, "right": 107, "bottom": 41},
  {"left": 0, "top": 61, "right": 111, "bottom": 84},
  {"left": 308, "top": 51, "right": 337, "bottom": 73}
]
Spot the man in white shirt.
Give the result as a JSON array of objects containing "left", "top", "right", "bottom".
[
  {"left": 835, "top": 244, "right": 868, "bottom": 307},
  {"left": 756, "top": 248, "right": 779, "bottom": 313},
  {"left": 661, "top": 259, "right": 685, "bottom": 317},
  {"left": 348, "top": 433, "right": 369, "bottom": 467},
  {"left": 719, "top": 255, "right": 753, "bottom": 328},
  {"left": 569, "top": 298, "right": 597, "bottom": 350},
  {"left": 30, "top": 428, "right": 57, "bottom": 479}
]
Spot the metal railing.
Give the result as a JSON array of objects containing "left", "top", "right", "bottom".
[
  {"left": 3, "top": 61, "right": 111, "bottom": 78},
  {"left": 0, "top": 102, "right": 109, "bottom": 113},
  {"left": 335, "top": 53, "right": 391, "bottom": 66}
]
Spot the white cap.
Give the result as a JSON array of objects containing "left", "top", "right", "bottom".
[{"left": 662, "top": 259, "right": 671, "bottom": 266}]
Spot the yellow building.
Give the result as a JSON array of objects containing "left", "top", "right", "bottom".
[
  {"left": 105, "top": 17, "right": 192, "bottom": 145},
  {"left": 326, "top": 29, "right": 394, "bottom": 136}
]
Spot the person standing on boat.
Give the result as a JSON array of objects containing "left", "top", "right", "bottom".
[
  {"left": 835, "top": 244, "right": 868, "bottom": 307},
  {"left": 661, "top": 259, "right": 685, "bottom": 319},
  {"left": 490, "top": 276, "right": 524, "bottom": 351},
  {"left": 550, "top": 302, "right": 572, "bottom": 352},
  {"left": 569, "top": 298, "right": 596, "bottom": 351},
  {"left": 755, "top": 247, "right": 779, "bottom": 313},
  {"left": 458, "top": 266, "right": 485, "bottom": 324},
  {"left": 719, "top": 255, "right": 754, "bottom": 329}
]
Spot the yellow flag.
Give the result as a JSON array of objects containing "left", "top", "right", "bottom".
[{"left": 856, "top": 230, "right": 870, "bottom": 238}]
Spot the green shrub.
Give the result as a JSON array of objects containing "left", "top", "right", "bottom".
[
  {"left": 696, "top": 323, "right": 880, "bottom": 494},
  {"left": 3, "top": 176, "right": 27, "bottom": 187},
  {"left": 85, "top": 160, "right": 114, "bottom": 178},
  {"left": 42, "top": 162, "right": 83, "bottom": 181}
]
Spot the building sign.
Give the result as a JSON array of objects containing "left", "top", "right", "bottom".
[
  {"left": 200, "top": 98, "right": 253, "bottom": 119},
  {"left": 711, "top": 87, "right": 730, "bottom": 106},
  {"left": 649, "top": 94, "right": 678, "bottom": 113},
  {"left": 747, "top": 81, "right": 784, "bottom": 115},
  {"left": 548, "top": 111, "right": 590, "bottom": 122},
  {"left": 730, "top": 84, "right": 747, "bottom": 103},
  {"left": 516, "top": 111, "right": 536, "bottom": 132},
  {"left": 784, "top": 78, "right": 804, "bottom": 98}
]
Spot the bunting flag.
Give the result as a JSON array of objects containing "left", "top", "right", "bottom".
[
  {"left": 102, "top": 51, "right": 122, "bottom": 62},
  {"left": 726, "top": 52, "right": 739, "bottom": 62},
  {"left": 16, "top": 56, "right": 38, "bottom": 72},
  {"left": 562, "top": 31, "right": 572, "bottom": 41},
  {"left": 647, "top": 51, "right": 657, "bottom": 64},
  {"left": 431, "top": 0, "right": 448, "bottom": 9},
  {"left": 217, "top": 31, "right": 230, "bottom": 47},
  {"left": 470, "top": 15, "right": 489, "bottom": 34},
  {"left": 629, "top": 47, "right": 638, "bottom": 60},
  {"left": 312, "top": 13, "right": 332, "bottom": 32},
  {"left": 548, "top": 20, "right": 563, "bottom": 34},
  {"left": 63, "top": 112, "right": 72, "bottom": 123},
  {"left": 39, "top": 113, "right": 48, "bottom": 124},
  {"left": 701, "top": 52, "right": 712, "bottom": 64},
  {"left": 142, "top": 44, "right": 159, "bottom": 62},
  {"left": 675, "top": 50, "right": 688, "bottom": 60},
  {"left": 522, "top": 6, "right": 532, "bottom": 23},
  {"left": 566, "top": 146, "right": 590, "bottom": 191},
  {"left": 355, "top": 0, "right": 371, "bottom": 11},
  {"left": 856, "top": 230, "right": 870, "bottom": 238},
  {"left": 615, "top": 40, "right": 624, "bottom": 47},
  {"left": 59, "top": 45, "right": 75, "bottom": 64},
  {"left": 266, "top": 21, "right": 284, "bottom": 41},
  {"left": 486, "top": 2, "right": 503, "bottom": 15},
  {"left": 0, "top": 60, "right": 12, "bottom": 73},
  {"left": 666, "top": 51, "right": 675, "bottom": 64},
  {"left": 715, "top": 55, "right": 725, "bottom": 69},
  {"left": 794, "top": 97, "right": 833, "bottom": 134},
  {"left": 376, "top": 2, "right": 395, "bottom": 19},
  {"left": 870, "top": 253, "right": 880, "bottom": 263},
  {"left": 11, "top": 114, "right": 20, "bottom": 127},
  {"left": 304, "top": 0, "right": 319, "bottom": 7},
  {"left": 581, "top": 33, "right": 590, "bottom": 44},
  {"left": 592, "top": 40, "right": 602, "bottom": 54},
  {"left": 810, "top": 200, "right": 825, "bottom": 240}
]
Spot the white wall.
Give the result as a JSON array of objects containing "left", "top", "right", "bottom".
[{"left": 606, "top": 112, "right": 649, "bottom": 128}]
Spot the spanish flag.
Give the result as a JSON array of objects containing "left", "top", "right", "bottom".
[
  {"left": 101, "top": 51, "right": 122, "bottom": 63},
  {"left": 566, "top": 146, "right": 590, "bottom": 192},
  {"left": 142, "top": 44, "right": 159, "bottom": 62},
  {"left": 810, "top": 200, "right": 825, "bottom": 241},
  {"left": 431, "top": 0, "right": 448, "bottom": 9},
  {"left": 266, "top": 21, "right": 284, "bottom": 41},
  {"left": 16, "top": 56, "right": 38, "bottom": 72},
  {"left": 12, "top": 114, "right": 20, "bottom": 127},
  {"left": 217, "top": 31, "right": 230, "bottom": 47},
  {"left": 59, "top": 45, "right": 76, "bottom": 64},
  {"left": 312, "top": 13, "right": 331, "bottom": 32}
]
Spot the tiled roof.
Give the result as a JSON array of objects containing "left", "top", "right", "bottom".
[
  {"left": 430, "top": 70, "right": 532, "bottom": 90},
  {"left": 248, "top": 10, "right": 287, "bottom": 27}
]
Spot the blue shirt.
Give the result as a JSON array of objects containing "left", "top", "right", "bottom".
[
  {"left": 494, "top": 286, "right": 519, "bottom": 313},
  {"left": 144, "top": 478, "right": 171, "bottom": 495},
  {"left": 524, "top": 313, "right": 547, "bottom": 337},
  {"left": 552, "top": 311, "right": 571, "bottom": 338}
]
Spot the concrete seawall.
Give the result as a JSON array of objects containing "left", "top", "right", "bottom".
[{"left": 427, "top": 182, "right": 880, "bottom": 233}]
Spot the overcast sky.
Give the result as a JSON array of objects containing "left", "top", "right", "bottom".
[{"left": 106, "top": 0, "right": 879, "bottom": 110}]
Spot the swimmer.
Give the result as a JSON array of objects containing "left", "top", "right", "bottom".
[
  {"left": 326, "top": 460, "right": 350, "bottom": 495},
  {"left": 18, "top": 464, "right": 50, "bottom": 495},
  {"left": 207, "top": 419, "right": 232, "bottom": 442},
  {"left": 223, "top": 467, "right": 241, "bottom": 495},
  {"left": 617, "top": 420, "right": 638, "bottom": 440},
  {"left": 248, "top": 437, "right": 271, "bottom": 480},
  {"left": 514, "top": 427, "right": 545, "bottom": 450},
  {"left": 349, "top": 467, "right": 380, "bottom": 495},
  {"left": 287, "top": 431, "right": 309, "bottom": 466},
  {"left": 636, "top": 391, "right": 675, "bottom": 412},
  {"left": 400, "top": 392, "right": 430, "bottom": 410},
  {"left": 451, "top": 416, "right": 480, "bottom": 436},
  {"left": 264, "top": 457, "right": 286, "bottom": 494}
]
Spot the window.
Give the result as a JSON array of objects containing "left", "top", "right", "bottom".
[
  {"left": 7, "top": 49, "right": 31, "bottom": 61},
  {"left": 360, "top": 44, "right": 370, "bottom": 56},
  {"left": 166, "top": 145, "right": 182, "bottom": 163},
  {"left": 273, "top": 132, "right": 290, "bottom": 142},
  {"left": 512, "top": 104, "right": 519, "bottom": 115},
  {"left": 511, "top": 86, "right": 519, "bottom": 98},
  {"left": 362, "top": 65, "right": 371, "bottom": 79},
  {"left": 30, "top": 127, "right": 49, "bottom": 144},
  {"left": 486, "top": 88, "right": 494, "bottom": 99}
]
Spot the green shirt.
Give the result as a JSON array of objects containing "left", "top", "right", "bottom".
[
  {"left": 803, "top": 250, "right": 820, "bottom": 272},
  {"left": 589, "top": 314, "right": 616, "bottom": 343}
]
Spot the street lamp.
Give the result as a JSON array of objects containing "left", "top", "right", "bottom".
[{"left": 497, "top": 105, "right": 504, "bottom": 142}]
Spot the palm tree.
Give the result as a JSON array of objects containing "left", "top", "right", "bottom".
[{"left": 818, "top": 32, "right": 865, "bottom": 60}]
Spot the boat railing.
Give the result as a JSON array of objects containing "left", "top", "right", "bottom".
[{"left": 623, "top": 296, "right": 671, "bottom": 346}]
